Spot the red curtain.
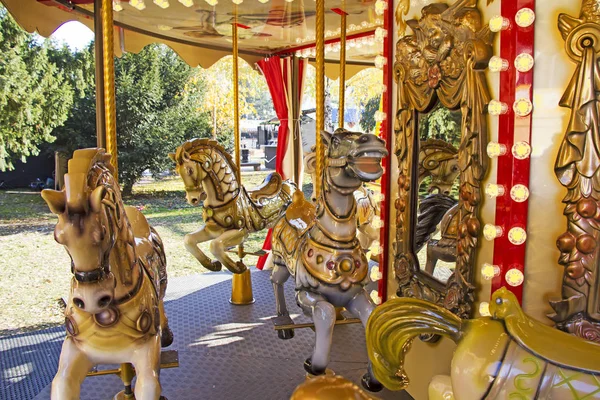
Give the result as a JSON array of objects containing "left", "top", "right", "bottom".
[{"left": 255, "top": 56, "right": 305, "bottom": 269}]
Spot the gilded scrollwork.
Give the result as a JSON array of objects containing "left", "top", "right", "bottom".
[
  {"left": 393, "top": 0, "right": 492, "bottom": 318},
  {"left": 549, "top": 0, "right": 600, "bottom": 343}
]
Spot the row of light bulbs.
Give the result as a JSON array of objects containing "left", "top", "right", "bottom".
[
  {"left": 478, "top": 7, "right": 536, "bottom": 314},
  {"left": 117, "top": 0, "right": 389, "bottom": 10}
]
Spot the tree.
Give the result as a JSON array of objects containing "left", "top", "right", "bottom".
[
  {"left": 52, "top": 44, "right": 213, "bottom": 195},
  {"left": 418, "top": 104, "right": 462, "bottom": 146},
  {"left": 359, "top": 95, "right": 381, "bottom": 134},
  {"left": 0, "top": 6, "right": 73, "bottom": 171}
]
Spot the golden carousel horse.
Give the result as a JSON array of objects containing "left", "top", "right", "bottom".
[
  {"left": 41, "top": 148, "right": 172, "bottom": 400},
  {"left": 366, "top": 288, "right": 600, "bottom": 399},
  {"left": 169, "top": 138, "right": 295, "bottom": 274},
  {"left": 270, "top": 129, "right": 388, "bottom": 391}
]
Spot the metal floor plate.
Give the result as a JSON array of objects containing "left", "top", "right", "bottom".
[{"left": 2, "top": 269, "right": 412, "bottom": 400}]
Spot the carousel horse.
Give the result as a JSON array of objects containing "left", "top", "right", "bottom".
[
  {"left": 304, "top": 150, "right": 381, "bottom": 251},
  {"left": 270, "top": 129, "right": 388, "bottom": 391},
  {"left": 41, "top": 148, "right": 173, "bottom": 400},
  {"left": 366, "top": 287, "right": 600, "bottom": 399},
  {"left": 169, "top": 138, "right": 295, "bottom": 274},
  {"left": 418, "top": 138, "right": 459, "bottom": 196}
]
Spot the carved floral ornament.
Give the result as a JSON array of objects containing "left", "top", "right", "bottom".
[
  {"left": 393, "top": 0, "right": 493, "bottom": 319},
  {"left": 550, "top": 0, "right": 600, "bottom": 343}
]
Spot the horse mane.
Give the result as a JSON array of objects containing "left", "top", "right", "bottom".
[
  {"left": 64, "top": 148, "right": 115, "bottom": 212},
  {"left": 415, "top": 193, "right": 457, "bottom": 251},
  {"left": 175, "top": 138, "right": 235, "bottom": 167},
  {"left": 419, "top": 138, "right": 458, "bottom": 154}
]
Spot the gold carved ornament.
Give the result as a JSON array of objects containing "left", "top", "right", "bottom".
[
  {"left": 549, "top": 0, "right": 600, "bottom": 343},
  {"left": 393, "top": 0, "right": 492, "bottom": 318}
]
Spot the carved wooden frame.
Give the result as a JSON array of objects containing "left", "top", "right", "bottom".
[
  {"left": 393, "top": 0, "right": 493, "bottom": 318},
  {"left": 549, "top": 2, "right": 600, "bottom": 343}
]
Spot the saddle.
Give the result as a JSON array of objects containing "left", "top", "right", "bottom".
[{"left": 248, "top": 172, "right": 283, "bottom": 206}]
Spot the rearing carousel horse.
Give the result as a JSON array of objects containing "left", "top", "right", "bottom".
[
  {"left": 270, "top": 129, "right": 388, "bottom": 391},
  {"left": 41, "top": 148, "right": 172, "bottom": 400},
  {"left": 169, "top": 138, "right": 295, "bottom": 274}
]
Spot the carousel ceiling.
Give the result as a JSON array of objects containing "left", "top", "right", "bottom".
[{"left": 1, "top": 0, "right": 383, "bottom": 78}]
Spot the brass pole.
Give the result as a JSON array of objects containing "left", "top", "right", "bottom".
[
  {"left": 94, "top": 0, "right": 106, "bottom": 149},
  {"left": 291, "top": 56, "right": 301, "bottom": 184},
  {"left": 100, "top": 0, "right": 118, "bottom": 179},
  {"left": 338, "top": 12, "right": 347, "bottom": 129},
  {"left": 315, "top": 0, "right": 325, "bottom": 198},
  {"left": 230, "top": 14, "right": 253, "bottom": 305}
]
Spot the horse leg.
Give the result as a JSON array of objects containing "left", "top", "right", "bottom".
[
  {"left": 346, "top": 290, "right": 383, "bottom": 392},
  {"left": 51, "top": 338, "right": 93, "bottom": 400},
  {"left": 159, "top": 300, "right": 173, "bottom": 348},
  {"left": 425, "top": 241, "right": 438, "bottom": 275},
  {"left": 296, "top": 290, "right": 336, "bottom": 375},
  {"left": 209, "top": 228, "right": 248, "bottom": 274},
  {"left": 132, "top": 335, "right": 162, "bottom": 400},
  {"left": 271, "top": 259, "right": 293, "bottom": 339},
  {"left": 184, "top": 224, "right": 223, "bottom": 271}
]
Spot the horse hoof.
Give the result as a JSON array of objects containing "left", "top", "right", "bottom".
[
  {"left": 161, "top": 326, "right": 174, "bottom": 348},
  {"left": 361, "top": 372, "right": 383, "bottom": 392},
  {"left": 231, "top": 261, "right": 247, "bottom": 274},
  {"left": 304, "top": 358, "right": 325, "bottom": 376},
  {"left": 278, "top": 329, "right": 294, "bottom": 340},
  {"left": 209, "top": 260, "right": 222, "bottom": 272}
]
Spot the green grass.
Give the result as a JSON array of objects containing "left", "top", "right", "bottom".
[{"left": 0, "top": 171, "right": 306, "bottom": 335}]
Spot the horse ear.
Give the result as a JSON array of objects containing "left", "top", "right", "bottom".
[
  {"left": 320, "top": 130, "right": 332, "bottom": 147},
  {"left": 182, "top": 150, "right": 191, "bottom": 162},
  {"left": 89, "top": 186, "right": 107, "bottom": 213},
  {"left": 168, "top": 153, "right": 176, "bottom": 162},
  {"left": 41, "top": 189, "right": 66, "bottom": 215}
]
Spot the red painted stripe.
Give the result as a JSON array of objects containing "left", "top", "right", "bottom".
[
  {"left": 491, "top": 1, "right": 535, "bottom": 304},
  {"left": 378, "top": 1, "right": 392, "bottom": 302},
  {"left": 331, "top": 8, "right": 349, "bottom": 16}
]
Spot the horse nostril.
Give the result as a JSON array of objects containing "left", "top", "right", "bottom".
[
  {"left": 73, "top": 297, "right": 85, "bottom": 309},
  {"left": 98, "top": 295, "right": 112, "bottom": 308},
  {"left": 359, "top": 136, "right": 368, "bottom": 143},
  {"left": 191, "top": 198, "right": 198, "bottom": 204}
]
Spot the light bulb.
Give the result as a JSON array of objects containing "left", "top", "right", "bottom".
[
  {"left": 157, "top": 25, "right": 172, "bottom": 31},
  {"left": 479, "top": 302, "right": 491, "bottom": 317},
  {"left": 510, "top": 184, "right": 529, "bottom": 202},
  {"left": 489, "top": 15, "right": 510, "bottom": 32},
  {"left": 515, "top": 53, "right": 534, "bottom": 72},
  {"left": 349, "top": 24, "right": 358, "bottom": 32},
  {"left": 375, "top": 0, "right": 387, "bottom": 15},
  {"left": 485, "top": 183, "right": 505, "bottom": 198},
  {"left": 374, "top": 111, "right": 387, "bottom": 122},
  {"left": 232, "top": 0, "right": 242, "bottom": 4},
  {"left": 375, "top": 27, "right": 388, "bottom": 41},
  {"left": 370, "top": 290, "right": 382, "bottom": 305},
  {"left": 512, "top": 141, "right": 531, "bottom": 160},
  {"left": 514, "top": 98, "right": 533, "bottom": 117},
  {"left": 372, "top": 215, "right": 384, "bottom": 229},
  {"left": 370, "top": 240, "right": 382, "bottom": 256},
  {"left": 505, "top": 268, "right": 524, "bottom": 287},
  {"left": 370, "top": 266, "right": 382, "bottom": 281},
  {"left": 484, "top": 224, "right": 503, "bottom": 241},
  {"left": 375, "top": 55, "right": 387, "bottom": 69},
  {"left": 130, "top": 0, "right": 146, "bottom": 10},
  {"left": 258, "top": 0, "right": 269, "bottom": 3},
  {"left": 488, "top": 56, "right": 508, "bottom": 72},
  {"left": 113, "top": 0, "right": 123, "bottom": 11},
  {"left": 178, "top": 0, "right": 193, "bottom": 5},
  {"left": 488, "top": 100, "right": 509, "bottom": 115},
  {"left": 153, "top": 0, "right": 169, "bottom": 8},
  {"left": 515, "top": 8, "right": 535, "bottom": 28},
  {"left": 481, "top": 263, "right": 501, "bottom": 280},
  {"left": 487, "top": 142, "right": 507, "bottom": 158},
  {"left": 285, "top": 0, "right": 293, "bottom": 2},
  {"left": 508, "top": 227, "right": 527, "bottom": 245},
  {"left": 372, "top": 192, "right": 384, "bottom": 203}
]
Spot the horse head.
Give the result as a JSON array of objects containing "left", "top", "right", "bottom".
[
  {"left": 419, "top": 139, "right": 459, "bottom": 195},
  {"left": 322, "top": 129, "right": 388, "bottom": 194},
  {"left": 169, "top": 144, "right": 209, "bottom": 206},
  {"left": 42, "top": 150, "right": 121, "bottom": 315}
]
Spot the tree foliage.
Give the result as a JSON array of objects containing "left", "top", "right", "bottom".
[
  {"left": 0, "top": 6, "right": 73, "bottom": 171},
  {"left": 52, "top": 44, "right": 213, "bottom": 195},
  {"left": 418, "top": 104, "right": 462, "bottom": 146},
  {"left": 359, "top": 95, "right": 381, "bottom": 134}
]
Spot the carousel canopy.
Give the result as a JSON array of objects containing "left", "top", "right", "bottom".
[{"left": 1, "top": 0, "right": 383, "bottom": 79}]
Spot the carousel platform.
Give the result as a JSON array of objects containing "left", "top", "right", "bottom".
[{"left": 1, "top": 269, "right": 412, "bottom": 400}]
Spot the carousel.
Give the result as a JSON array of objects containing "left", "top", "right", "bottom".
[{"left": 2, "top": 0, "right": 600, "bottom": 399}]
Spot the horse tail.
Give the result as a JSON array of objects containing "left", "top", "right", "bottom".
[
  {"left": 366, "top": 297, "right": 464, "bottom": 391},
  {"left": 415, "top": 194, "right": 458, "bottom": 251},
  {"left": 149, "top": 226, "right": 168, "bottom": 299}
]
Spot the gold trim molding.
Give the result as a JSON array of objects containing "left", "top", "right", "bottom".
[
  {"left": 549, "top": 0, "right": 600, "bottom": 343},
  {"left": 393, "top": 0, "right": 493, "bottom": 319}
]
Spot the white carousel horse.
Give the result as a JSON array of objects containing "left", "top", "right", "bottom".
[
  {"left": 270, "top": 129, "right": 388, "bottom": 391},
  {"left": 42, "top": 148, "right": 172, "bottom": 400},
  {"left": 169, "top": 138, "right": 296, "bottom": 274}
]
